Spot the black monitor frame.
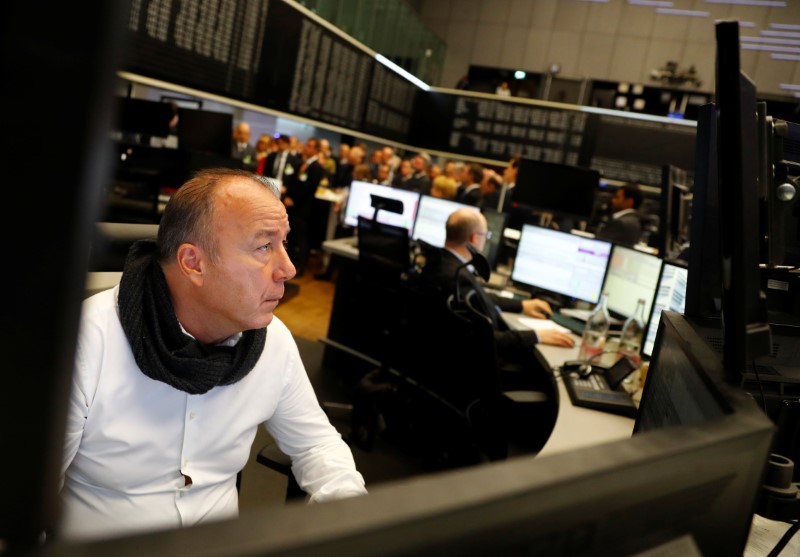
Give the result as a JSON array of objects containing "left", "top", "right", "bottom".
[
  {"left": 714, "top": 21, "right": 771, "bottom": 378},
  {"left": 176, "top": 107, "right": 233, "bottom": 157},
  {"left": 658, "top": 164, "right": 691, "bottom": 259},
  {"left": 510, "top": 158, "right": 599, "bottom": 224},
  {"left": 114, "top": 96, "right": 174, "bottom": 139}
]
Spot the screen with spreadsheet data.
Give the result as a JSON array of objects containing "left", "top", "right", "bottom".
[
  {"left": 642, "top": 261, "right": 688, "bottom": 358},
  {"left": 511, "top": 224, "right": 611, "bottom": 304},
  {"left": 411, "top": 195, "right": 479, "bottom": 247},
  {"left": 343, "top": 181, "right": 420, "bottom": 231},
  {"left": 602, "top": 244, "right": 663, "bottom": 321}
]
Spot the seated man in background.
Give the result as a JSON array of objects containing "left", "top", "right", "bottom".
[
  {"left": 595, "top": 183, "right": 643, "bottom": 246},
  {"left": 422, "top": 208, "right": 575, "bottom": 355},
  {"left": 60, "top": 168, "right": 367, "bottom": 541}
]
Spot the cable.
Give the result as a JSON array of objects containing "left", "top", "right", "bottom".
[{"left": 768, "top": 520, "right": 800, "bottom": 557}]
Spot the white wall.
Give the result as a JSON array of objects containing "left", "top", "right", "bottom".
[{"left": 419, "top": 0, "right": 800, "bottom": 97}]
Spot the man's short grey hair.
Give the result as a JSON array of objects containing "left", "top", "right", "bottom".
[{"left": 256, "top": 176, "right": 282, "bottom": 199}]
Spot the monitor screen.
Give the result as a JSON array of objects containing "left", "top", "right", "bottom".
[
  {"left": 511, "top": 158, "right": 599, "bottom": 221},
  {"left": 411, "top": 195, "right": 479, "bottom": 248},
  {"left": 511, "top": 224, "right": 611, "bottom": 304},
  {"left": 343, "top": 181, "right": 420, "bottom": 231},
  {"left": 176, "top": 107, "right": 233, "bottom": 156},
  {"left": 480, "top": 207, "right": 508, "bottom": 270},
  {"left": 114, "top": 97, "right": 173, "bottom": 138},
  {"left": 601, "top": 244, "right": 663, "bottom": 321},
  {"left": 642, "top": 261, "right": 688, "bottom": 358}
]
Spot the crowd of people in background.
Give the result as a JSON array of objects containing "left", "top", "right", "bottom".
[{"left": 229, "top": 121, "right": 643, "bottom": 277}]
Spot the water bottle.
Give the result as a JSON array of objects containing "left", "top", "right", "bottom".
[
  {"left": 618, "top": 298, "right": 646, "bottom": 366},
  {"left": 578, "top": 291, "right": 610, "bottom": 363}
]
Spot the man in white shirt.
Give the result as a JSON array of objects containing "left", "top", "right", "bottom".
[{"left": 60, "top": 168, "right": 367, "bottom": 541}]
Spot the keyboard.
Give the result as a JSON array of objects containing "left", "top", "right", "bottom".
[{"left": 551, "top": 312, "right": 586, "bottom": 335}]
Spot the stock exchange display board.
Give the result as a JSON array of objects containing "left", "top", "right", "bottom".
[
  {"left": 123, "top": 0, "right": 696, "bottom": 186},
  {"left": 124, "top": 0, "right": 415, "bottom": 142}
]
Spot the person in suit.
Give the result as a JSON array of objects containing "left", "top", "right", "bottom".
[
  {"left": 284, "top": 137, "right": 326, "bottom": 276},
  {"left": 455, "top": 163, "right": 484, "bottom": 206},
  {"left": 230, "top": 122, "right": 257, "bottom": 168},
  {"left": 254, "top": 133, "right": 274, "bottom": 176},
  {"left": 595, "top": 184, "right": 643, "bottom": 246},
  {"left": 422, "top": 208, "right": 575, "bottom": 353},
  {"left": 263, "top": 133, "right": 302, "bottom": 187}
]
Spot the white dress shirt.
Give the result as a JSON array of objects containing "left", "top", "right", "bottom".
[{"left": 60, "top": 285, "right": 366, "bottom": 541}]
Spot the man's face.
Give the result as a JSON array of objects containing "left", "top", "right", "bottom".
[{"left": 612, "top": 188, "right": 630, "bottom": 212}]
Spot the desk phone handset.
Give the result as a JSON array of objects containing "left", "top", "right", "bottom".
[{"left": 562, "top": 360, "right": 592, "bottom": 378}]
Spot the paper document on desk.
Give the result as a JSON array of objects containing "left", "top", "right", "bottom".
[
  {"left": 745, "top": 514, "right": 800, "bottom": 556},
  {"left": 517, "top": 316, "right": 571, "bottom": 334}
]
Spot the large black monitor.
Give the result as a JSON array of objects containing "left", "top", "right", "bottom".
[
  {"left": 713, "top": 21, "right": 771, "bottom": 379},
  {"left": 510, "top": 158, "right": 599, "bottom": 223},
  {"left": 601, "top": 244, "right": 662, "bottom": 322},
  {"left": 43, "top": 311, "right": 774, "bottom": 557},
  {"left": 343, "top": 181, "right": 420, "bottom": 231},
  {"left": 114, "top": 97, "right": 173, "bottom": 138},
  {"left": 176, "top": 107, "right": 233, "bottom": 157},
  {"left": 658, "top": 165, "right": 692, "bottom": 259},
  {"left": 511, "top": 224, "right": 611, "bottom": 305}
]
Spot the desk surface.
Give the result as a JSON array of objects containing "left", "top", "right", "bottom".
[{"left": 502, "top": 311, "right": 635, "bottom": 457}]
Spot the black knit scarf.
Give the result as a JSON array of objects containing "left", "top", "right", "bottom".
[{"left": 117, "top": 240, "right": 266, "bottom": 395}]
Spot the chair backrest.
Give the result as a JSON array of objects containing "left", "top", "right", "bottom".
[
  {"left": 88, "top": 222, "right": 160, "bottom": 271},
  {"left": 356, "top": 215, "right": 410, "bottom": 284}
]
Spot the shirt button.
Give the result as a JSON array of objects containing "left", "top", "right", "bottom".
[{"left": 189, "top": 412, "right": 196, "bottom": 420}]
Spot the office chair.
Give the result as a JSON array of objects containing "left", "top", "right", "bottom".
[{"left": 393, "top": 245, "right": 558, "bottom": 462}]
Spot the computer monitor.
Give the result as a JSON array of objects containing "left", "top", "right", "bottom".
[
  {"left": 511, "top": 224, "right": 611, "bottom": 305},
  {"left": 176, "top": 107, "right": 233, "bottom": 157},
  {"left": 511, "top": 158, "right": 599, "bottom": 223},
  {"left": 480, "top": 207, "right": 508, "bottom": 271},
  {"left": 343, "top": 181, "right": 420, "bottom": 231},
  {"left": 658, "top": 165, "right": 692, "bottom": 259},
  {"left": 114, "top": 97, "right": 173, "bottom": 138},
  {"left": 411, "top": 195, "right": 479, "bottom": 248},
  {"left": 601, "top": 244, "right": 663, "bottom": 321},
  {"left": 641, "top": 260, "right": 688, "bottom": 359},
  {"left": 51, "top": 312, "right": 775, "bottom": 557}
]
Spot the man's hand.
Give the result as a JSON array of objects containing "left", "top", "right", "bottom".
[
  {"left": 522, "top": 298, "right": 553, "bottom": 319},
  {"left": 537, "top": 329, "right": 576, "bottom": 348}
]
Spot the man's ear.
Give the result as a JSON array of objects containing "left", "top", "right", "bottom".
[{"left": 176, "top": 243, "right": 204, "bottom": 285}]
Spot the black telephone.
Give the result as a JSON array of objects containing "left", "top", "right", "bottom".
[{"left": 562, "top": 355, "right": 639, "bottom": 418}]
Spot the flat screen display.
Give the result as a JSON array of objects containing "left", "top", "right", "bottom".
[
  {"left": 176, "top": 107, "right": 233, "bottom": 156},
  {"left": 411, "top": 195, "right": 479, "bottom": 248},
  {"left": 602, "top": 244, "right": 663, "bottom": 321},
  {"left": 642, "top": 262, "right": 688, "bottom": 358},
  {"left": 343, "top": 181, "right": 420, "bottom": 231},
  {"left": 512, "top": 158, "right": 599, "bottom": 221},
  {"left": 511, "top": 224, "right": 611, "bottom": 304}
]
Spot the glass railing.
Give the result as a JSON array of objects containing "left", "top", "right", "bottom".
[{"left": 298, "top": 0, "right": 444, "bottom": 85}]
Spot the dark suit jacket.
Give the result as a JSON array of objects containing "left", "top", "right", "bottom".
[
  {"left": 286, "top": 158, "right": 325, "bottom": 212},
  {"left": 421, "top": 248, "right": 538, "bottom": 357},
  {"left": 457, "top": 184, "right": 482, "bottom": 206},
  {"left": 595, "top": 210, "right": 642, "bottom": 246},
  {"left": 264, "top": 150, "right": 302, "bottom": 186}
]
